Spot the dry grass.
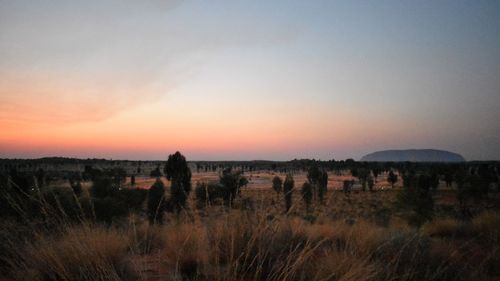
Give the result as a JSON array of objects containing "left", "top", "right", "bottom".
[
  {"left": 422, "top": 218, "right": 466, "bottom": 237},
  {"left": 3, "top": 226, "right": 135, "bottom": 281},
  {"left": 2, "top": 209, "right": 499, "bottom": 281},
  {"left": 472, "top": 211, "right": 500, "bottom": 243},
  {"left": 1, "top": 173, "right": 499, "bottom": 281},
  {"left": 422, "top": 211, "right": 500, "bottom": 243}
]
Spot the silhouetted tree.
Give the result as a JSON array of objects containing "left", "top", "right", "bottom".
[
  {"left": 118, "top": 188, "right": 147, "bottom": 212},
  {"left": 307, "top": 165, "right": 321, "bottom": 200},
  {"left": 307, "top": 164, "right": 321, "bottom": 185},
  {"left": 147, "top": 178, "right": 165, "bottom": 224},
  {"left": 91, "top": 197, "right": 127, "bottom": 224},
  {"left": 402, "top": 171, "right": 415, "bottom": 189},
  {"left": 455, "top": 167, "right": 471, "bottom": 218},
  {"left": 195, "top": 181, "right": 217, "bottom": 207},
  {"left": 169, "top": 180, "right": 185, "bottom": 213},
  {"left": 356, "top": 168, "right": 371, "bottom": 191},
  {"left": 307, "top": 165, "right": 328, "bottom": 203},
  {"left": 476, "top": 163, "right": 495, "bottom": 196},
  {"left": 83, "top": 165, "right": 100, "bottom": 181},
  {"left": 444, "top": 171, "right": 454, "bottom": 187},
  {"left": 238, "top": 176, "right": 249, "bottom": 195},
  {"left": 429, "top": 172, "right": 440, "bottom": 191},
  {"left": 164, "top": 151, "right": 192, "bottom": 212},
  {"left": 91, "top": 176, "right": 116, "bottom": 198},
  {"left": 398, "top": 173, "right": 434, "bottom": 227},
  {"left": 302, "top": 182, "right": 313, "bottom": 212},
  {"left": 387, "top": 170, "right": 398, "bottom": 188},
  {"left": 283, "top": 174, "right": 294, "bottom": 213},
  {"left": 318, "top": 170, "right": 328, "bottom": 204},
  {"left": 272, "top": 176, "right": 282, "bottom": 200},
  {"left": 89, "top": 169, "right": 126, "bottom": 198},
  {"left": 455, "top": 167, "right": 490, "bottom": 218},
  {"left": 367, "top": 176, "right": 374, "bottom": 192},
  {"left": 219, "top": 168, "right": 247, "bottom": 206},
  {"left": 350, "top": 168, "right": 359, "bottom": 178},
  {"left": 372, "top": 168, "right": 381, "bottom": 182},
  {"left": 110, "top": 168, "right": 127, "bottom": 188},
  {"left": 130, "top": 175, "right": 136, "bottom": 186},
  {"left": 343, "top": 180, "right": 353, "bottom": 195}
]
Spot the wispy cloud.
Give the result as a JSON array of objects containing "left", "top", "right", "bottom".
[{"left": 0, "top": 0, "right": 297, "bottom": 124}]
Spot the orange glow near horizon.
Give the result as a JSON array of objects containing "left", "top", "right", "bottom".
[
  {"left": 0, "top": 93, "right": 412, "bottom": 160},
  {"left": 0, "top": 67, "right": 459, "bottom": 160}
]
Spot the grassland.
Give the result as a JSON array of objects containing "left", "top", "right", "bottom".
[{"left": 0, "top": 171, "right": 499, "bottom": 281}]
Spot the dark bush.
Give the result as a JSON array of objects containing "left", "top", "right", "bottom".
[
  {"left": 301, "top": 182, "right": 313, "bottom": 212},
  {"left": 92, "top": 197, "right": 127, "bottom": 224},
  {"left": 117, "top": 188, "right": 147, "bottom": 212},
  {"left": 195, "top": 181, "right": 223, "bottom": 207},
  {"left": 91, "top": 176, "right": 117, "bottom": 198},
  {"left": 272, "top": 176, "right": 282, "bottom": 200},
  {"left": 164, "top": 151, "right": 192, "bottom": 212},
  {"left": 398, "top": 173, "right": 434, "bottom": 227},
  {"left": 147, "top": 179, "right": 165, "bottom": 224},
  {"left": 283, "top": 174, "right": 294, "bottom": 213}
]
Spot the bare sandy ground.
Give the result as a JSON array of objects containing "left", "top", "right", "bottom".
[{"left": 129, "top": 171, "right": 402, "bottom": 190}]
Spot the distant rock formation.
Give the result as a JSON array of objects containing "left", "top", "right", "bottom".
[{"left": 360, "top": 149, "right": 465, "bottom": 162}]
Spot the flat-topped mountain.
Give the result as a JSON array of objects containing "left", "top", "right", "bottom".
[{"left": 360, "top": 149, "right": 465, "bottom": 162}]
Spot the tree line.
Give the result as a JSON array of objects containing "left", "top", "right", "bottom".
[{"left": 0, "top": 153, "right": 498, "bottom": 227}]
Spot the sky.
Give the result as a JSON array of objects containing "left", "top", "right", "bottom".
[{"left": 0, "top": 0, "right": 499, "bottom": 161}]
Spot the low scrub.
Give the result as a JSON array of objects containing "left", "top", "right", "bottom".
[{"left": 3, "top": 226, "right": 136, "bottom": 281}]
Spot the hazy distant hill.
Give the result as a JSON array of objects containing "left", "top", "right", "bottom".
[{"left": 360, "top": 149, "right": 465, "bottom": 162}]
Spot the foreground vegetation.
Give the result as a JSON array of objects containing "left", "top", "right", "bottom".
[{"left": 0, "top": 153, "right": 499, "bottom": 281}]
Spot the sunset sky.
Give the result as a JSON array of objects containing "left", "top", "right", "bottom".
[{"left": 1, "top": 0, "right": 499, "bottom": 160}]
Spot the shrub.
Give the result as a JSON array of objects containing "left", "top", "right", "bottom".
[
  {"left": 302, "top": 182, "right": 313, "bottom": 212},
  {"left": 91, "top": 176, "right": 117, "bottom": 198},
  {"left": 147, "top": 178, "right": 166, "bottom": 225},
  {"left": 357, "top": 168, "right": 371, "bottom": 191},
  {"left": 387, "top": 170, "right": 398, "bottom": 188},
  {"left": 170, "top": 180, "right": 186, "bottom": 213},
  {"left": 92, "top": 197, "right": 128, "bottom": 224},
  {"left": 283, "top": 174, "right": 294, "bottom": 213},
  {"left": 398, "top": 173, "right": 434, "bottom": 227},
  {"left": 272, "top": 176, "right": 283, "bottom": 200},
  {"left": 306, "top": 165, "right": 328, "bottom": 202},
  {"left": 367, "top": 175, "right": 374, "bottom": 191},
  {"left": 195, "top": 181, "right": 223, "bottom": 207},
  {"left": 318, "top": 170, "right": 328, "bottom": 203},
  {"left": 343, "top": 180, "right": 354, "bottom": 194},
  {"left": 456, "top": 171, "right": 490, "bottom": 218},
  {"left": 117, "top": 188, "right": 147, "bottom": 212},
  {"left": 219, "top": 168, "right": 246, "bottom": 206}
]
